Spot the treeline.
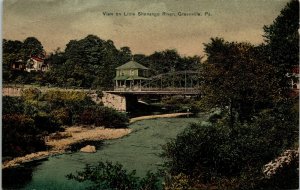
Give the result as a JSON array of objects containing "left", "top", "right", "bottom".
[
  {"left": 3, "top": 35, "right": 201, "bottom": 90},
  {"left": 162, "top": 1, "right": 299, "bottom": 189},
  {"left": 68, "top": 1, "right": 299, "bottom": 189},
  {"left": 3, "top": 90, "right": 128, "bottom": 159}
]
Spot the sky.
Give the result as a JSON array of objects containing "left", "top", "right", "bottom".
[{"left": 3, "top": 0, "right": 289, "bottom": 56}]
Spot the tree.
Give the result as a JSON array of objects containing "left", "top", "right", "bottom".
[
  {"left": 162, "top": 110, "right": 298, "bottom": 189},
  {"left": 263, "top": 0, "right": 299, "bottom": 93},
  {"left": 3, "top": 39, "right": 23, "bottom": 67},
  {"left": 22, "top": 37, "right": 44, "bottom": 59},
  {"left": 147, "top": 49, "right": 181, "bottom": 74},
  {"left": 119, "top": 46, "right": 132, "bottom": 64},
  {"left": 60, "top": 35, "right": 124, "bottom": 88},
  {"left": 201, "top": 39, "right": 281, "bottom": 123}
]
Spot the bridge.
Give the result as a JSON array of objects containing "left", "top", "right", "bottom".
[
  {"left": 2, "top": 71, "right": 202, "bottom": 112},
  {"left": 102, "top": 71, "right": 202, "bottom": 111}
]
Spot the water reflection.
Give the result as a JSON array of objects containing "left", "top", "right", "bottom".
[{"left": 2, "top": 159, "right": 46, "bottom": 189}]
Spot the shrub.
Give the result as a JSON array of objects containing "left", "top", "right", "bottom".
[
  {"left": 79, "top": 107, "right": 96, "bottom": 125},
  {"left": 51, "top": 108, "right": 72, "bottom": 126},
  {"left": 78, "top": 105, "right": 129, "bottom": 128},
  {"left": 162, "top": 110, "right": 298, "bottom": 189},
  {"left": 94, "top": 106, "right": 129, "bottom": 128},
  {"left": 262, "top": 149, "right": 299, "bottom": 189},
  {"left": 67, "top": 161, "right": 160, "bottom": 190},
  {"left": 33, "top": 112, "right": 62, "bottom": 134},
  {"left": 2, "top": 96, "right": 24, "bottom": 115},
  {"left": 2, "top": 114, "right": 46, "bottom": 157},
  {"left": 42, "top": 90, "right": 88, "bottom": 102},
  {"left": 21, "top": 88, "right": 41, "bottom": 101}
]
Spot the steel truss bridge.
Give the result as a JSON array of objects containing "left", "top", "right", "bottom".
[{"left": 111, "top": 70, "right": 202, "bottom": 95}]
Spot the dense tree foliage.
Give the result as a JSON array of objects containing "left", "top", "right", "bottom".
[
  {"left": 263, "top": 0, "right": 298, "bottom": 70},
  {"left": 2, "top": 114, "right": 45, "bottom": 158},
  {"left": 2, "top": 90, "right": 129, "bottom": 159},
  {"left": 163, "top": 106, "right": 298, "bottom": 189},
  {"left": 263, "top": 0, "right": 299, "bottom": 93},
  {"left": 162, "top": 1, "right": 298, "bottom": 189},
  {"left": 201, "top": 39, "right": 282, "bottom": 123},
  {"left": 3, "top": 37, "right": 45, "bottom": 84},
  {"left": 67, "top": 161, "right": 160, "bottom": 190},
  {"left": 3, "top": 37, "right": 44, "bottom": 66},
  {"left": 3, "top": 35, "right": 201, "bottom": 89}
]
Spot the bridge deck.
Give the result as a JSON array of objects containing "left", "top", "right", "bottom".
[{"left": 105, "top": 90, "right": 200, "bottom": 95}]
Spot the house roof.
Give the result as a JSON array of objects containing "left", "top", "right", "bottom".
[
  {"left": 31, "top": 56, "right": 44, "bottom": 62},
  {"left": 114, "top": 76, "right": 149, "bottom": 80},
  {"left": 116, "top": 61, "right": 148, "bottom": 70}
]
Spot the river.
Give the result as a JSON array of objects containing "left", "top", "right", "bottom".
[{"left": 3, "top": 116, "right": 206, "bottom": 190}]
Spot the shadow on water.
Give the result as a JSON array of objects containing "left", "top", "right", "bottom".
[
  {"left": 127, "top": 102, "right": 192, "bottom": 118},
  {"left": 2, "top": 141, "right": 105, "bottom": 189},
  {"left": 2, "top": 159, "right": 47, "bottom": 189}
]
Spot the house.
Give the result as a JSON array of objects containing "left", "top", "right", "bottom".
[
  {"left": 26, "top": 56, "right": 49, "bottom": 72},
  {"left": 291, "top": 66, "right": 299, "bottom": 90},
  {"left": 11, "top": 59, "right": 26, "bottom": 71},
  {"left": 114, "top": 60, "right": 149, "bottom": 91}
]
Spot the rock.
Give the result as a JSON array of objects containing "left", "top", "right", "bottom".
[{"left": 80, "top": 145, "right": 96, "bottom": 153}]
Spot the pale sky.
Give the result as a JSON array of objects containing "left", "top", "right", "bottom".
[{"left": 3, "top": 0, "right": 289, "bottom": 56}]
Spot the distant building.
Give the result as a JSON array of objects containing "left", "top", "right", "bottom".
[
  {"left": 291, "top": 66, "right": 299, "bottom": 90},
  {"left": 11, "top": 60, "right": 26, "bottom": 71},
  {"left": 26, "top": 56, "right": 49, "bottom": 72},
  {"left": 114, "top": 60, "right": 149, "bottom": 91}
]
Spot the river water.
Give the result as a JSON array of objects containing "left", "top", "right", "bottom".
[{"left": 3, "top": 116, "right": 206, "bottom": 190}]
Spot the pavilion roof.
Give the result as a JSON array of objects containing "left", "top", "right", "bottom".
[
  {"left": 114, "top": 76, "right": 149, "bottom": 80},
  {"left": 116, "top": 61, "right": 148, "bottom": 70}
]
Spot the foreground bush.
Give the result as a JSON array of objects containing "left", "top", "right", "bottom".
[
  {"left": 2, "top": 114, "right": 46, "bottom": 158},
  {"left": 67, "top": 161, "right": 160, "bottom": 190},
  {"left": 162, "top": 110, "right": 298, "bottom": 189},
  {"left": 2, "top": 92, "right": 129, "bottom": 160},
  {"left": 262, "top": 149, "right": 299, "bottom": 189}
]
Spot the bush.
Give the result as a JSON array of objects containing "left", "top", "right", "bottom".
[
  {"left": 94, "top": 106, "right": 129, "bottom": 128},
  {"left": 21, "top": 88, "right": 41, "bottom": 101},
  {"left": 2, "top": 114, "right": 46, "bottom": 157},
  {"left": 2, "top": 96, "right": 25, "bottom": 115},
  {"left": 51, "top": 108, "right": 72, "bottom": 126},
  {"left": 162, "top": 110, "right": 298, "bottom": 189},
  {"left": 42, "top": 90, "right": 88, "bottom": 102},
  {"left": 33, "top": 112, "right": 62, "bottom": 134},
  {"left": 78, "top": 106, "right": 129, "bottom": 128},
  {"left": 262, "top": 149, "right": 299, "bottom": 189},
  {"left": 67, "top": 161, "right": 160, "bottom": 190}
]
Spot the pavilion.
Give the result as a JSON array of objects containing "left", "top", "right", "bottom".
[{"left": 114, "top": 60, "right": 149, "bottom": 91}]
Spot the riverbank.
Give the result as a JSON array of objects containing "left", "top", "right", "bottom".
[
  {"left": 129, "top": 112, "right": 192, "bottom": 123},
  {"left": 3, "top": 126, "right": 131, "bottom": 169},
  {"left": 3, "top": 112, "right": 192, "bottom": 169}
]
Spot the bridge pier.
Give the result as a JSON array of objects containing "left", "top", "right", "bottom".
[
  {"left": 102, "top": 92, "right": 139, "bottom": 112},
  {"left": 102, "top": 92, "right": 127, "bottom": 111}
]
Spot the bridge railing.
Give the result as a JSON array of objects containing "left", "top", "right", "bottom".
[
  {"left": 114, "top": 86, "right": 199, "bottom": 92},
  {"left": 141, "top": 87, "right": 199, "bottom": 92}
]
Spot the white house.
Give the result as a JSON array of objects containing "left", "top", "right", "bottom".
[{"left": 26, "top": 56, "right": 49, "bottom": 72}]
